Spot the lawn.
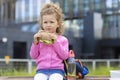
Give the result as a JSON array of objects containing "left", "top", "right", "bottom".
[
  {"left": 0, "top": 66, "right": 119, "bottom": 77},
  {"left": 87, "top": 66, "right": 120, "bottom": 76}
]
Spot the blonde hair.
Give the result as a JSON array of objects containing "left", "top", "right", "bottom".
[{"left": 38, "top": 2, "right": 64, "bottom": 35}]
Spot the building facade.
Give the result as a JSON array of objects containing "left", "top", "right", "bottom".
[{"left": 0, "top": 0, "right": 120, "bottom": 59}]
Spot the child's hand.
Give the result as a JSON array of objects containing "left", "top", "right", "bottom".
[
  {"left": 33, "top": 30, "right": 57, "bottom": 44},
  {"left": 48, "top": 33, "right": 57, "bottom": 41},
  {"left": 33, "top": 30, "right": 44, "bottom": 44},
  {"left": 33, "top": 32, "right": 41, "bottom": 45},
  {"left": 69, "top": 50, "right": 75, "bottom": 58},
  {"left": 38, "top": 31, "right": 51, "bottom": 40},
  {"left": 38, "top": 30, "right": 57, "bottom": 41},
  {"left": 41, "top": 32, "right": 51, "bottom": 40}
]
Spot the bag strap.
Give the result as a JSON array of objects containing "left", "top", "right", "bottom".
[
  {"left": 63, "top": 60, "right": 68, "bottom": 76},
  {"left": 64, "top": 60, "right": 68, "bottom": 69},
  {"left": 76, "top": 59, "right": 83, "bottom": 67}
]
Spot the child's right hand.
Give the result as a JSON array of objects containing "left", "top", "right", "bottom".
[
  {"left": 33, "top": 30, "right": 51, "bottom": 44},
  {"left": 33, "top": 32, "right": 41, "bottom": 45},
  {"left": 69, "top": 50, "right": 75, "bottom": 58},
  {"left": 38, "top": 30, "right": 51, "bottom": 40}
]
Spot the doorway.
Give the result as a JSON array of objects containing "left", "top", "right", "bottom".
[
  {"left": 114, "top": 47, "right": 120, "bottom": 59},
  {"left": 13, "top": 41, "right": 27, "bottom": 59}
]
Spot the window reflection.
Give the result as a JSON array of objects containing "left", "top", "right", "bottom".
[
  {"left": 64, "top": 0, "right": 69, "bottom": 18},
  {"left": 84, "top": 0, "right": 89, "bottom": 13},
  {"left": 94, "top": 0, "right": 101, "bottom": 10},
  {"left": 24, "top": 0, "right": 29, "bottom": 21},
  {"left": 78, "top": 0, "right": 83, "bottom": 12},
  {"left": 21, "top": 24, "right": 38, "bottom": 32},
  {"left": 112, "top": 0, "right": 118, "bottom": 8},
  {"left": 21, "top": 25, "right": 29, "bottom": 32},
  {"left": 15, "top": 0, "right": 23, "bottom": 22},
  {"left": 0, "top": 1, "right": 4, "bottom": 21},
  {"left": 106, "top": 0, "right": 112, "bottom": 8},
  {"left": 118, "top": 15, "right": 120, "bottom": 38},
  {"left": 106, "top": 0, "right": 113, "bottom": 14},
  {"left": 15, "top": 0, "right": 48, "bottom": 23},
  {"left": 73, "top": 0, "right": 79, "bottom": 17},
  {"left": 64, "top": 19, "right": 83, "bottom": 38}
]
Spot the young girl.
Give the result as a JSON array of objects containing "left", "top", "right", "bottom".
[{"left": 30, "top": 2, "right": 69, "bottom": 80}]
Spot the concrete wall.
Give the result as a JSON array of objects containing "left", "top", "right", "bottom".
[{"left": 0, "top": 23, "right": 34, "bottom": 59}]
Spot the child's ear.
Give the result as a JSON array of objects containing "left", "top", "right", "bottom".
[
  {"left": 41, "top": 26, "right": 44, "bottom": 30},
  {"left": 57, "top": 22, "right": 60, "bottom": 27}
]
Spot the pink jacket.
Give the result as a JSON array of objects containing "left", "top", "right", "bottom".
[{"left": 30, "top": 35, "right": 69, "bottom": 70}]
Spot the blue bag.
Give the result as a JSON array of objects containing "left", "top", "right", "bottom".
[
  {"left": 76, "top": 60, "right": 89, "bottom": 78},
  {"left": 64, "top": 59, "right": 89, "bottom": 79}
]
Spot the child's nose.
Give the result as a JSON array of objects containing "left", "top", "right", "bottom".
[{"left": 47, "top": 22, "right": 51, "bottom": 26}]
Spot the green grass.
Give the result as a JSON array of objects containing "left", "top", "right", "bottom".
[
  {"left": 87, "top": 66, "right": 120, "bottom": 76},
  {"left": 0, "top": 66, "right": 120, "bottom": 77},
  {"left": 0, "top": 68, "right": 36, "bottom": 77}
]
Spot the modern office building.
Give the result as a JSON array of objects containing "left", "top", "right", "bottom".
[{"left": 0, "top": 0, "right": 120, "bottom": 59}]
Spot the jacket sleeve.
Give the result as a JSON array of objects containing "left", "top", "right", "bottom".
[
  {"left": 30, "top": 43, "right": 40, "bottom": 59},
  {"left": 52, "top": 36, "right": 69, "bottom": 60}
]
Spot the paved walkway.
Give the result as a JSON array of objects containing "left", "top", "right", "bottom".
[
  {"left": 84, "top": 76, "right": 110, "bottom": 80},
  {"left": 0, "top": 76, "right": 110, "bottom": 80},
  {"left": 0, "top": 77, "right": 33, "bottom": 80}
]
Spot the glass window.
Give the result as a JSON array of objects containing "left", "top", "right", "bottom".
[
  {"left": 106, "top": 0, "right": 112, "bottom": 8},
  {"left": 106, "top": 11, "right": 113, "bottom": 14},
  {"left": 15, "top": 0, "right": 23, "bottom": 22},
  {"left": 77, "top": 19, "right": 84, "bottom": 37},
  {"left": 21, "top": 25, "right": 29, "bottom": 32},
  {"left": 113, "top": 0, "right": 118, "bottom": 8},
  {"left": 100, "top": 0, "right": 106, "bottom": 11},
  {"left": 105, "top": 15, "right": 118, "bottom": 38},
  {"left": 69, "top": 0, "right": 73, "bottom": 16},
  {"left": 113, "top": 15, "right": 118, "bottom": 28},
  {"left": 30, "top": 0, "right": 38, "bottom": 21},
  {"left": 78, "top": 0, "right": 84, "bottom": 12},
  {"left": 15, "top": 0, "right": 48, "bottom": 23},
  {"left": 84, "top": 0, "right": 90, "bottom": 11},
  {"left": 24, "top": 0, "right": 30, "bottom": 21},
  {"left": 94, "top": 0, "right": 101, "bottom": 10},
  {"left": 112, "top": 0, "right": 119, "bottom": 14},
  {"left": 0, "top": 5, "right": 2, "bottom": 20},
  {"left": 119, "top": 10, "right": 120, "bottom": 13},
  {"left": 118, "top": 15, "right": 120, "bottom": 27},
  {"left": 21, "top": 24, "right": 38, "bottom": 32},
  {"left": 64, "top": 0, "right": 69, "bottom": 18},
  {"left": 118, "top": 15, "right": 120, "bottom": 38},
  {"left": 106, "top": 0, "right": 113, "bottom": 14},
  {"left": 71, "top": 20, "right": 80, "bottom": 38},
  {"left": 0, "top": 1, "right": 4, "bottom": 21},
  {"left": 64, "top": 19, "right": 83, "bottom": 38},
  {"left": 90, "top": 0, "right": 94, "bottom": 11},
  {"left": 83, "top": 0, "right": 90, "bottom": 16},
  {"left": 30, "top": 24, "right": 39, "bottom": 32},
  {"left": 64, "top": 20, "right": 74, "bottom": 37},
  {"left": 73, "top": 0, "right": 79, "bottom": 17},
  {"left": 29, "top": 0, "right": 33, "bottom": 21},
  {"left": 107, "top": 16, "right": 114, "bottom": 27}
]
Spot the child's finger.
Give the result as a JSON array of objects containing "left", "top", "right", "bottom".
[{"left": 69, "top": 50, "right": 75, "bottom": 58}]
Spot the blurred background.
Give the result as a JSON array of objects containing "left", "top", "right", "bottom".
[
  {"left": 0, "top": 0, "right": 120, "bottom": 78},
  {"left": 0, "top": 0, "right": 120, "bottom": 59}
]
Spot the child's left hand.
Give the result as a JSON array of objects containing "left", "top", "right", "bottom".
[
  {"left": 48, "top": 33, "right": 57, "bottom": 41},
  {"left": 69, "top": 50, "right": 75, "bottom": 58},
  {"left": 38, "top": 30, "right": 57, "bottom": 40}
]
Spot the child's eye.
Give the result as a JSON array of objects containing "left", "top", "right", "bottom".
[
  {"left": 44, "top": 21, "right": 47, "bottom": 24},
  {"left": 50, "top": 21, "right": 54, "bottom": 23}
]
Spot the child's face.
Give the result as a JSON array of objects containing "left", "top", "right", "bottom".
[{"left": 42, "top": 14, "right": 59, "bottom": 33}]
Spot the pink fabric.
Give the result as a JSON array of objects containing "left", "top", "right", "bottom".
[{"left": 30, "top": 35, "right": 69, "bottom": 70}]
